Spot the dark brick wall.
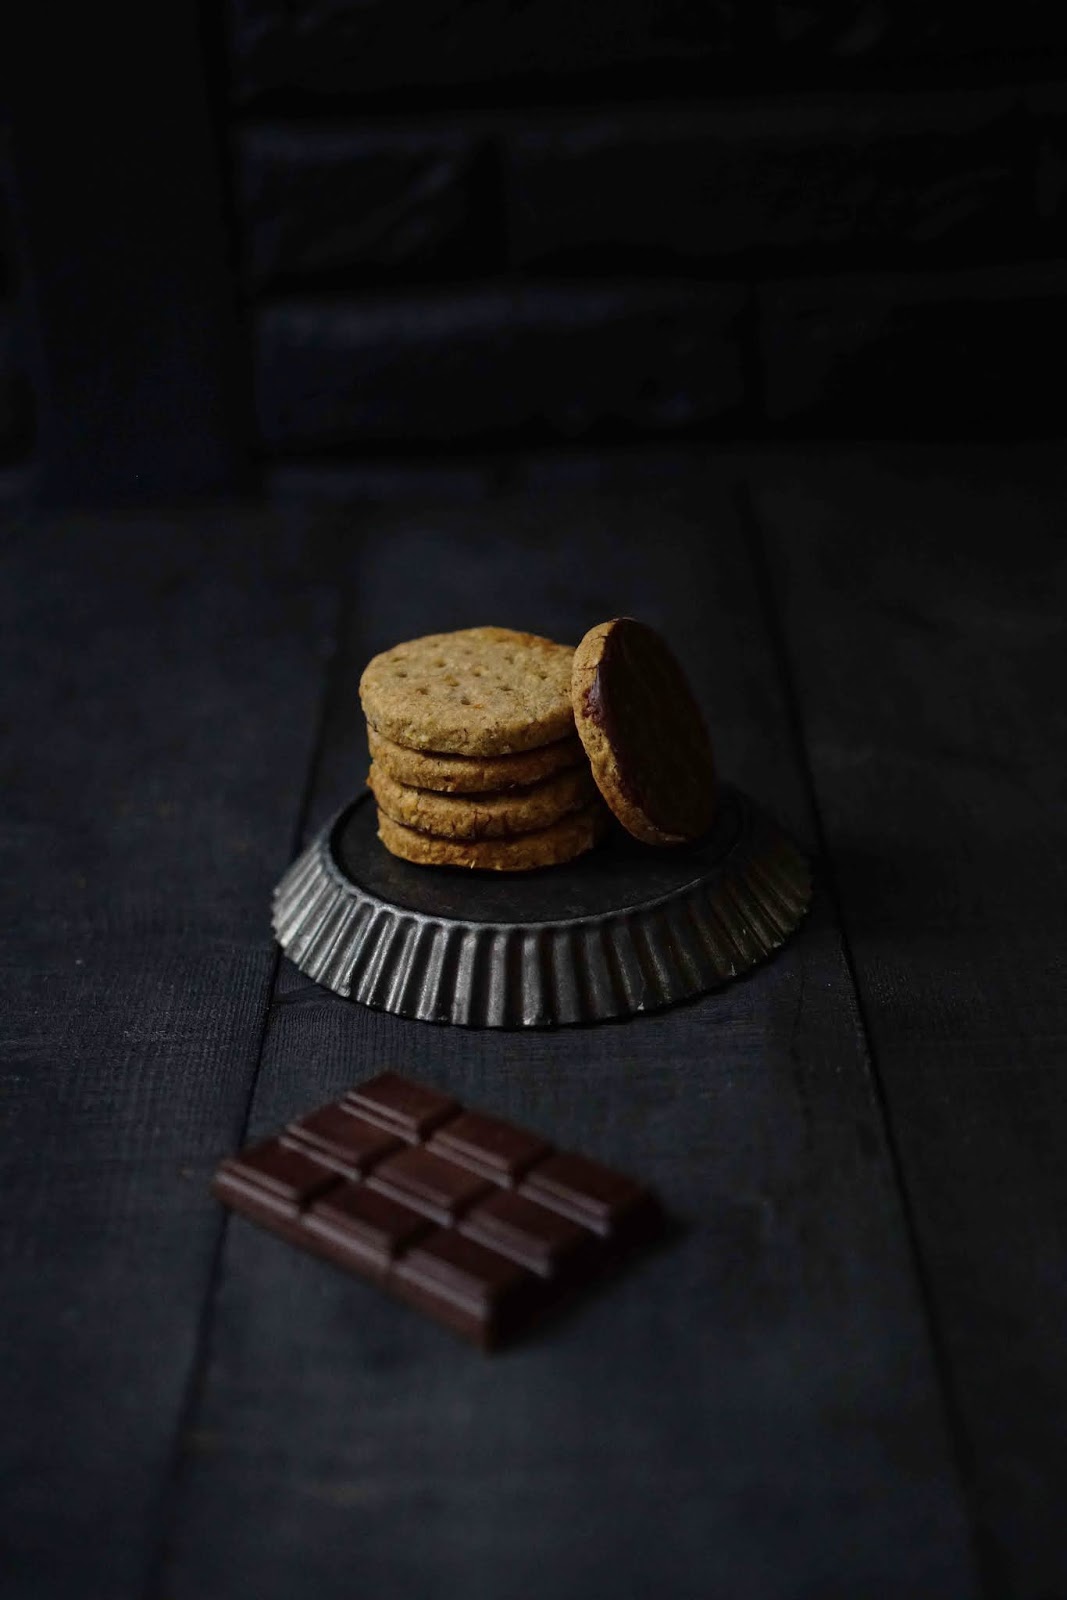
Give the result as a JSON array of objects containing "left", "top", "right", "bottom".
[
  {"left": 0, "top": 305, "right": 19, "bottom": 450},
  {"left": 238, "top": 126, "right": 496, "bottom": 289},
  {"left": 504, "top": 92, "right": 1032, "bottom": 272},
  {"left": 225, "top": 3, "right": 1067, "bottom": 466},
  {"left": 0, "top": 129, "right": 33, "bottom": 470},
  {"left": 761, "top": 262, "right": 1067, "bottom": 428},
  {"left": 230, "top": 1, "right": 1067, "bottom": 102},
  {"left": 257, "top": 284, "right": 747, "bottom": 447},
  {"left": 229, "top": 0, "right": 739, "bottom": 104}
]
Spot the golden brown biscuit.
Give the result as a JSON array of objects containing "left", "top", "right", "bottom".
[
  {"left": 367, "top": 725, "right": 585, "bottom": 795},
  {"left": 571, "top": 617, "right": 716, "bottom": 845},
  {"left": 376, "top": 800, "right": 609, "bottom": 871},
  {"left": 368, "top": 761, "right": 596, "bottom": 841},
  {"left": 359, "top": 627, "right": 575, "bottom": 756}
]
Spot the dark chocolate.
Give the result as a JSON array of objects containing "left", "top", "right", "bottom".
[
  {"left": 212, "top": 1074, "right": 661, "bottom": 1349},
  {"left": 391, "top": 1230, "right": 541, "bottom": 1344},
  {"left": 212, "top": 1138, "right": 338, "bottom": 1223},
  {"left": 366, "top": 1146, "right": 491, "bottom": 1225},
  {"left": 460, "top": 1189, "right": 595, "bottom": 1279},
  {"left": 304, "top": 1182, "right": 429, "bottom": 1279},
  {"left": 285, "top": 1102, "right": 400, "bottom": 1176},
  {"left": 344, "top": 1071, "right": 459, "bottom": 1142},
  {"left": 427, "top": 1111, "right": 551, "bottom": 1186},
  {"left": 519, "top": 1151, "right": 651, "bottom": 1239}
]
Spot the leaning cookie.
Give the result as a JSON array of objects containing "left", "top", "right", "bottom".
[
  {"left": 367, "top": 726, "right": 585, "bottom": 795},
  {"left": 369, "top": 761, "right": 596, "bottom": 841},
  {"left": 360, "top": 626, "right": 575, "bottom": 756},
  {"left": 572, "top": 617, "right": 716, "bottom": 846},
  {"left": 376, "top": 800, "right": 609, "bottom": 871}
]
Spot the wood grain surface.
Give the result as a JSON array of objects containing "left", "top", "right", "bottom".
[
  {"left": 0, "top": 512, "right": 338, "bottom": 1598},
  {"left": 2, "top": 452, "right": 1064, "bottom": 1599},
  {"left": 749, "top": 444, "right": 1067, "bottom": 1598},
  {"left": 156, "top": 483, "right": 971, "bottom": 1599}
]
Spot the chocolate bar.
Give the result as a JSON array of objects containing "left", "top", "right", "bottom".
[{"left": 212, "top": 1072, "right": 661, "bottom": 1349}]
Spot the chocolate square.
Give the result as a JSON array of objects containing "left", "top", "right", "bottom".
[
  {"left": 519, "top": 1152, "right": 651, "bottom": 1238},
  {"left": 391, "top": 1230, "right": 542, "bottom": 1344},
  {"left": 303, "top": 1182, "right": 429, "bottom": 1279},
  {"left": 366, "top": 1146, "right": 491, "bottom": 1225},
  {"left": 460, "top": 1189, "right": 594, "bottom": 1279},
  {"left": 427, "top": 1110, "right": 551, "bottom": 1186},
  {"left": 344, "top": 1071, "right": 459, "bottom": 1142},
  {"left": 211, "top": 1138, "right": 339, "bottom": 1224},
  {"left": 285, "top": 1102, "right": 400, "bottom": 1177}
]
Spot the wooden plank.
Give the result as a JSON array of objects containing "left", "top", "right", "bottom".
[
  {"left": 157, "top": 480, "right": 977, "bottom": 1599},
  {"left": 0, "top": 511, "right": 337, "bottom": 1598},
  {"left": 747, "top": 443, "right": 1067, "bottom": 1596}
]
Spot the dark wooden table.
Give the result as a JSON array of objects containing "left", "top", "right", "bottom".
[{"left": 3, "top": 444, "right": 1066, "bottom": 1600}]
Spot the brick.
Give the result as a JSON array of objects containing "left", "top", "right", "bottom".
[
  {"left": 508, "top": 90, "right": 1031, "bottom": 273},
  {"left": 230, "top": 2, "right": 1066, "bottom": 102},
  {"left": 760, "top": 262, "right": 1067, "bottom": 430},
  {"left": 266, "top": 460, "right": 496, "bottom": 506},
  {"left": 0, "top": 135, "right": 14, "bottom": 299},
  {"left": 237, "top": 124, "right": 491, "bottom": 288},
  {"left": 230, "top": 0, "right": 736, "bottom": 102},
  {"left": 1027, "top": 86, "right": 1067, "bottom": 227},
  {"left": 267, "top": 450, "right": 707, "bottom": 506},
  {"left": 0, "top": 303, "right": 33, "bottom": 457},
  {"left": 0, "top": 213, "right": 11, "bottom": 299},
  {"left": 255, "top": 284, "right": 747, "bottom": 448},
  {"left": 770, "top": 2, "right": 1067, "bottom": 66}
]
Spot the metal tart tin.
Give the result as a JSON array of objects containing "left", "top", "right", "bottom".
[{"left": 272, "top": 786, "right": 812, "bottom": 1029}]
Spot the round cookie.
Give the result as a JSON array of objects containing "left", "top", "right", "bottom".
[
  {"left": 571, "top": 617, "right": 716, "bottom": 846},
  {"left": 367, "top": 725, "right": 585, "bottom": 795},
  {"left": 360, "top": 627, "right": 575, "bottom": 756},
  {"left": 376, "top": 800, "right": 609, "bottom": 872},
  {"left": 368, "top": 761, "right": 596, "bottom": 840}
]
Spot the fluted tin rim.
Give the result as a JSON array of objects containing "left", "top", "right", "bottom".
[{"left": 272, "top": 787, "right": 812, "bottom": 1029}]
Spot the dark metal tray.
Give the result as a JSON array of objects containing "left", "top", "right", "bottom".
[{"left": 272, "top": 786, "right": 812, "bottom": 1028}]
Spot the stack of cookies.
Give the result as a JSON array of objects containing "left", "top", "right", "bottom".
[{"left": 359, "top": 627, "right": 610, "bottom": 871}]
